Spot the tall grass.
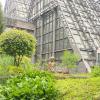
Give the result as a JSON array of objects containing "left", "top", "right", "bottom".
[
  {"left": 0, "top": 54, "right": 14, "bottom": 76},
  {"left": 0, "top": 54, "right": 14, "bottom": 67}
]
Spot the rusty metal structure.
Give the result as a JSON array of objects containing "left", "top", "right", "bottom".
[{"left": 5, "top": 0, "right": 100, "bottom": 72}]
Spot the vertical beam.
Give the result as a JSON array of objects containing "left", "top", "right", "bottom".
[
  {"left": 40, "top": 16, "right": 43, "bottom": 60},
  {"left": 32, "top": 21, "right": 36, "bottom": 63},
  {"left": 52, "top": 9, "right": 56, "bottom": 57}
]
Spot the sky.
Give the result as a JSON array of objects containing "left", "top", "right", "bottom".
[{"left": 0, "top": 0, "right": 6, "bottom": 9}]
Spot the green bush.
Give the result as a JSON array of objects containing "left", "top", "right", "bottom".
[
  {"left": 62, "top": 51, "right": 79, "bottom": 68},
  {"left": 24, "top": 70, "right": 54, "bottom": 79},
  {"left": 20, "top": 56, "right": 33, "bottom": 72},
  {"left": 21, "top": 56, "right": 32, "bottom": 67},
  {"left": 61, "top": 50, "right": 80, "bottom": 73},
  {"left": 91, "top": 66, "right": 100, "bottom": 77},
  {"left": 33, "top": 60, "right": 41, "bottom": 68},
  {"left": 0, "top": 29, "right": 36, "bottom": 66},
  {"left": 7, "top": 66, "right": 24, "bottom": 75},
  {"left": 0, "top": 70, "right": 58, "bottom": 100}
]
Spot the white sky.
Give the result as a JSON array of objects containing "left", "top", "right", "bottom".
[{"left": 0, "top": 0, "right": 6, "bottom": 9}]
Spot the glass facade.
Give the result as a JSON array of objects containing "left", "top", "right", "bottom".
[
  {"left": 33, "top": 0, "right": 99, "bottom": 64},
  {"left": 34, "top": 8, "right": 72, "bottom": 62}
]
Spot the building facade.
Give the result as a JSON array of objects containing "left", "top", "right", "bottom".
[
  {"left": 4, "top": 0, "right": 34, "bottom": 32},
  {"left": 5, "top": 0, "right": 100, "bottom": 72}
]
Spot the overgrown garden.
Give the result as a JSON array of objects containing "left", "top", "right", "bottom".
[{"left": 0, "top": 3, "right": 100, "bottom": 100}]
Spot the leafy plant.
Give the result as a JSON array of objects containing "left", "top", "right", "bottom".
[
  {"left": 91, "top": 66, "right": 100, "bottom": 77},
  {"left": 0, "top": 70, "right": 58, "bottom": 100},
  {"left": 7, "top": 66, "right": 24, "bottom": 75},
  {"left": 42, "top": 62, "right": 48, "bottom": 70},
  {"left": 33, "top": 60, "right": 42, "bottom": 68},
  {"left": 20, "top": 56, "right": 34, "bottom": 72},
  {"left": 61, "top": 50, "right": 80, "bottom": 73},
  {"left": 0, "top": 29, "right": 36, "bottom": 66}
]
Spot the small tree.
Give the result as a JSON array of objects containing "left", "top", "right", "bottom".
[
  {"left": 61, "top": 50, "right": 80, "bottom": 73},
  {"left": 0, "top": 29, "right": 36, "bottom": 66},
  {"left": 0, "top": 3, "right": 4, "bottom": 34}
]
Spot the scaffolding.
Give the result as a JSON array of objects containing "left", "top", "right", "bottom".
[{"left": 5, "top": 0, "right": 100, "bottom": 72}]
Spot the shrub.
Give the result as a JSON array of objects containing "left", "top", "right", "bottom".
[
  {"left": 7, "top": 66, "right": 24, "bottom": 75},
  {"left": 0, "top": 29, "right": 36, "bottom": 66},
  {"left": 24, "top": 70, "right": 54, "bottom": 79},
  {"left": 61, "top": 50, "right": 80, "bottom": 73},
  {"left": 20, "top": 56, "right": 33, "bottom": 72},
  {"left": 91, "top": 66, "right": 100, "bottom": 77},
  {"left": 0, "top": 70, "right": 58, "bottom": 100},
  {"left": 42, "top": 62, "right": 48, "bottom": 70},
  {"left": 33, "top": 60, "right": 41, "bottom": 68}
]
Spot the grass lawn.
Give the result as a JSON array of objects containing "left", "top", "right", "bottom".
[{"left": 55, "top": 76, "right": 100, "bottom": 100}]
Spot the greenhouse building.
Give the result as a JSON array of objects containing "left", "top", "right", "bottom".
[{"left": 4, "top": 0, "right": 100, "bottom": 72}]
